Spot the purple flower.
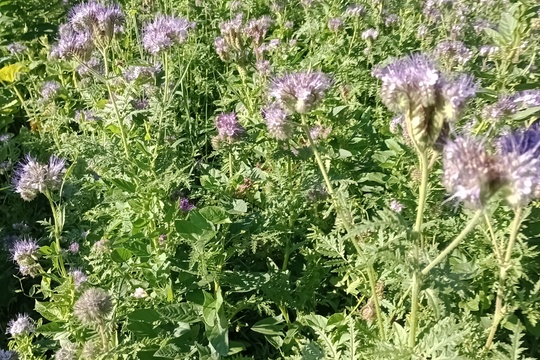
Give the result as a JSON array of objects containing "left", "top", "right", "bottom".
[
  {"left": 327, "top": 18, "right": 344, "bottom": 32},
  {"left": 0, "top": 349, "right": 18, "bottom": 359},
  {"left": 12, "top": 155, "right": 66, "bottom": 201},
  {"left": 69, "top": 1, "right": 125, "bottom": 40},
  {"left": 215, "top": 112, "right": 245, "bottom": 141},
  {"left": 497, "top": 125, "right": 540, "bottom": 207},
  {"left": 478, "top": 45, "right": 498, "bottom": 57},
  {"left": 309, "top": 124, "right": 332, "bottom": 142},
  {"left": 245, "top": 16, "right": 273, "bottom": 45},
  {"left": 262, "top": 103, "right": 293, "bottom": 140},
  {"left": 142, "top": 15, "right": 195, "bottom": 54},
  {"left": 442, "top": 137, "right": 501, "bottom": 208},
  {"left": 389, "top": 199, "right": 404, "bottom": 213},
  {"left": 7, "top": 42, "right": 27, "bottom": 55},
  {"left": 434, "top": 40, "right": 472, "bottom": 65},
  {"left": 256, "top": 60, "right": 271, "bottom": 76},
  {"left": 69, "top": 242, "right": 80, "bottom": 254},
  {"left": 269, "top": 71, "right": 332, "bottom": 114},
  {"left": 158, "top": 234, "right": 167, "bottom": 245},
  {"left": 41, "top": 81, "right": 62, "bottom": 102},
  {"left": 214, "top": 37, "right": 230, "bottom": 61},
  {"left": 10, "top": 238, "right": 39, "bottom": 264},
  {"left": 483, "top": 90, "right": 540, "bottom": 122},
  {"left": 6, "top": 314, "right": 35, "bottom": 337},
  {"left": 179, "top": 197, "right": 195, "bottom": 212},
  {"left": 417, "top": 25, "right": 429, "bottom": 39},
  {"left": 50, "top": 24, "right": 93, "bottom": 61},
  {"left": 71, "top": 268, "right": 88, "bottom": 288},
  {"left": 440, "top": 74, "right": 477, "bottom": 120}
]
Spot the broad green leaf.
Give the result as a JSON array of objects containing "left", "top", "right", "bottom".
[
  {"left": 0, "top": 63, "right": 24, "bottom": 83},
  {"left": 251, "top": 316, "right": 285, "bottom": 336},
  {"left": 111, "top": 248, "right": 132, "bottom": 263},
  {"left": 199, "top": 206, "right": 231, "bottom": 224}
]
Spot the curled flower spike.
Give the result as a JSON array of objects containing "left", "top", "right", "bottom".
[
  {"left": 269, "top": 71, "right": 332, "bottom": 114},
  {"left": 69, "top": 1, "right": 125, "bottom": 40},
  {"left": 373, "top": 54, "right": 476, "bottom": 149},
  {"left": 142, "top": 15, "right": 195, "bottom": 54},
  {"left": 10, "top": 237, "right": 42, "bottom": 277},
  {"left": 244, "top": 16, "right": 272, "bottom": 45},
  {"left": 6, "top": 314, "right": 35, "bottom": 337},
  {"left": 483, "top": 90, "right": 540, "bottom": 122},
  {"left": 12, "top": 155, "right": 66, "bottom": 201},
  {"left": 442, "top": 137, "right": 502, "bottom": 208},
  {"left": 74, "top": 288, "right": 113, "bottom": 326},
  {"left": 123, "top": 64, "right": 160, "bottom": 83},
  {"left": 41, "top": 81, "right": 62, "bottom": 102},
  {"left": 497, "top": 125, "right": 540, "bottom": 208},
  {"left": 50, "top": 24, "right": 93, "bottom": 60},
  {"left": 262, "top": 103, "right": 293, "bottom": 140},
  {"left": 434, "top": 40, "right": 472, "bottom": 66},
  {"left": 7, "top": 42, "right": 27, "bottom": 55}
]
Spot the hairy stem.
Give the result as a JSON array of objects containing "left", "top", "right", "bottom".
[
  {"left": 485, "top": 208, "right": 523, "bottom": 350},
  {"left": 45, "top": 191, "right": 66, "bottom": 277}
]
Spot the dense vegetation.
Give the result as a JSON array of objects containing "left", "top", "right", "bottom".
[{"left": 1, "top": 0, "right": 540, "bottom": 358}]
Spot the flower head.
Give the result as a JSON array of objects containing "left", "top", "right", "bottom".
[
  {"left": 12, "top": 155, "right": 66, "bottom": 201},
  {"left": 434, "top": 40, "right": 472, "bottom": 66},
  {"left": 74, "top": 288, "right": 113, "bottom": 326},
  {"left": 75, "top": 110, "right": 100, "bottom": 122},
  {"left": 41, "top": 81, "right": 62, "bottom": 102},
  {"left": 269, "top": 71, "right": 332, "bottom": 114},
  {"left": 0, "top": 349, "right": 18, "bottom": 360},
  {"left": 442, "top": 137, "right": 501, "bottom": 208},
  {"left": 76, "top": 57, "right": 102, "bottom": 77},
  {"left": 69, "top": 1, "right": 125, "bottom": 40},
  {"left": 7, "top": 42, "right": 27, "bottom": 55},
  {"left": 123, "top": 64, "right": 160, "bottom": 83},
  {"left": 345, "top": 4, "right": 366, "bottom": 17},
  {"left": 361, "top": 28, "right": 379, "bottom": 41},
  {"left": 6, "top": 314, "right": 35, "bottom": 337},
  {"left": 142, "top": 15, "right": 195, "bottom": 54},
  {"left": 50, "top": 24, "right": 93, "bottom": 60},
  {"left": 244, "top": 16, "right": 272, "bottom": 45},
  {"left": 54, "top": 342, "right": 77, "bottom": 360},
  {"left": 215, "top": 112, "right": 245, "bottom": 141},
  {"left": 327, "top": 18, "right": 344, "bottom": 32},
  {"left": 179, "top": 197, "right": 196, "bottom": 212},
  {"left": 132, "top": 287, "right": 148, "bottom": 298},
  {"left": 483, "top": 90, "right": 540, "bottom": 122},
  {"left": 262, "top": 103, "right": 293, "bottom": 140},
  {"left": 497, "top": 125, "right": 540, "bottom": 207},
  {"left": 384, "top": 14, "right": 399, "bottom": 27},
  {"left": 10, "top": 238, "right": 42, "bottom": 277},
  {"left": 71, "top": 269, "right": 88, "bottom": 289},
  {"left": 389, "top": 199, "right": 404, "bottom": 213}
]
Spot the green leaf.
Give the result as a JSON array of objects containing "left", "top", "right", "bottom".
[
  {"left": 199, "top": 206, "right": 231, "bottom": 224},
  {"left": 229, "top": 199, "right": 247, "bottom": 214},
  {"left": 109, "top": 178, "right": 137, "bottom": 193},
  {"left": 37, "top": 321, "right": 64, "bottom": 335},
  {"left": 251, "top": 316, "right": 285, "bottom": 336},
  {"left": 111, "top": 248, "right": 132, "bottom": 263},
  {"left": 155, "top": 303, "right": 200, "bottom": 324}
]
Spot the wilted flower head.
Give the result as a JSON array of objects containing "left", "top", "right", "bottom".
[
  {"left": 361, "top": 28, "right": 379, "bottom": 41},
  {"left": 69, "top": 1, "right": 124, "bottom": 40},
  {"left": 6, "top": 314, "right": 35, "bottom": 337},
  {"left": 442, "top": 137, "right": 501, "bottom": 208},
  {"left": 50, "top": 24, "right": 93, "bottom": 60},
  {"left": 373, "top": 54, "right": 476, "bottom": 148},
  {"left": 7, "top": 42, "right": 27, "bottom": 55},
  {"left": 179, "top": 197, "right": 196, "bottom": 212},
  {"left": 327, "top": 18, "right": 344, "bottom": 32},
  {"left": 345, "top": 4, "right": 366, "bottom": 17},
  {"left": 0, "top": 349, "right": 18, "bottom": 360},
  {"left": 142, "top": 15, "right": 195, "bottom": 54},
  {"left": 132, "top": 287, "right": 148, "bottom": 298},
  {"left": 262, "top": 103, "right": 293, "bottom": 140},
  {"left": 434, "top": 40, "right": 472, "bottom": 66},
  {"left": 74, "top": 288, "right": 113, "bottom": 326},
  {"left": 269, "top": 71, "right": 332, "bottom": 114},
  {"left": 384, "top": 14, "right": 399, "bottom": 27},
  {"left": 497, "top": 125, "right": 540, "bottom": 207},
  {"left": 245, "top": 16, "right": 272, "bottom": 45},
  {"left": 478, "top": 45, "right": 498, "bottom": 57},
  {"left": 215, "top": 112, "right": 245, "bottom": 142},
  {"left": 54, "top": 341, "right": 78, "bottom": 360},
  {"left": 12, "top": 155, "right": 66, "bottom": 201},
  {"left": 41, "top": 81, "right": 62, "bottom": 102}
]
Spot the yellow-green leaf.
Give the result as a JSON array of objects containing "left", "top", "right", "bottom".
[{"left": 0, "top": 63, "right": 25, "bottom": 83}]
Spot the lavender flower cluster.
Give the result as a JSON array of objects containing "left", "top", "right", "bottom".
[
  {"left": 443, "top": 125, "right": 540, "bottom": 208},
  {"left": 142, "top": 15, "right": 195, "bottom": 54},
  {"left": 483, "top": 90, "right": 540, "bottom": 122},
  {"left": 373, "top": 54, "right": 476, "bottom": 148},
  {"left": 12, "top": 155, "right": 66, "bottom": 201},
  {"left": 434, "top": 40, "right": 473, "bottom": 66},
  {"left": 51, "top": 1, "right": 125, "bottom": 60},
  {"left": 214, "top": 112, "right": 245, "bottom": 145},
  {"left": 10, "top": 238, "right": 42, "bottom": 277}
]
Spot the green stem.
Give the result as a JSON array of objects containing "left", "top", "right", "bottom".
[
  {"left": 100, "top": 47, "right": 130, "bottom": 158},
  {"left": 45, "top": 191, "right": 66, "bottom": 277},
  {"left": 408, "top": 150, "right": 429, "bottom": 348},
  {"left": 421, "top": 209, "right": 484, "bottom": 276},
  {"left": 228, "top": 151, "right": 233, "bottom": 179},
  {"left": 301, "top": 115, "right": 385, "bottom": 340},
  {"left": 485, "top": 208, "right": 523, "bottom": 350},
  {"left": 152, "top": 53, "right": 170, "bottom": 167}
]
